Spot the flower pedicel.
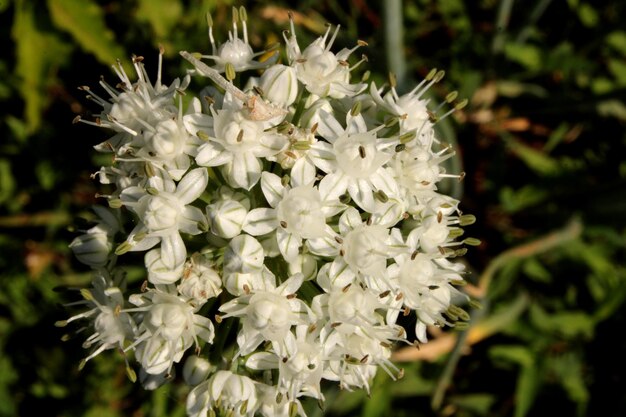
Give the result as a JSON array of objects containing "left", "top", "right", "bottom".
[{"left": 61, "top": 7, "right": 478, "bottom": 417}]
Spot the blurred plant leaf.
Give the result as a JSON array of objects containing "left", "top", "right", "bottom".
[
  {"left": 503, "top": 43, "right": 542, "bottom": 71},
  {"left": 529, "top": 304, "right": 594, "bottom": 339},
  {"left": 12, "top": 0, "right": 72, "bottom": 134},
  {"left": 0, "top": 159, "right": 15, "bottom": 205},
  {"left": 550, "top": 353, "right": 589, "bottom": 415},
  {"left": 522, "top": 257, "right": 552, "bottom": 283},
  {"left": 489, "top": 345, "right": 538, "bottom": 417},
  {"left": 48, "top": 0, "right": 126, "bottom": 66},
  {"left": 596, "top": 99, "right": 626, "bottom": 121},
  {"left": 503, "top": 136, "right": 559, "bottom": 175},
  {"left": 136, "top": 0, "right": 183, "bottom": 41},
  {"left": 497, "top": 80, "right": 547, "bottom": 98},
  {"left": 499, "top": 185, "right": 549, "bottom": 213},
  {"left": 449, "top": 393, "right": 495, "bottom": 415},
  {"left": 606, "top": 31, "right": 626, "bottom": 56},
  {"left": 362, "top": 375, "right": 391, "bottom": 417}
]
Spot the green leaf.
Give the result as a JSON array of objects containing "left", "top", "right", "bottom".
[
  {"left": 0, "top": 159, "right": 15, "bottom": 205},
  {"left": 597, "top": 100, "right": 626, "bottom": 121},
  {"left": 608, "top": 59, "right": 626, "bottom": 85},
  {"left": 504, "top": 43, "right": 542, "bottom": 71},
  {"left": 12, "top": 1, "right": 72, "bottom": 134},
  {"left": 500, "top": 185, "right": 549, "bottom": 213},
  {"left": 550, "top": 353, "right": 589, "bottom": 414},
  {"left": 504, "top": 136, "right": 559, "bottom": 176},
  {"left": 606, "top": 31, "right": 626, "bottom": 56},
  {"left": 48, "top": 0, "right": 126, "bottom": 66},
  {"left": 489, "top": 346, "right": 539, "bottom": 417},
  {"left": 577, "top": 3, "right": 598, "bottom": 27},
  {"left": 449, "top": 393, "right": 495, "bottom": 415},
  {"left": 136, "top": 0, "right": 183, "bottom": 41},
  {"left": 529, "top": 304, "right": 594, "bottom": 339},
  {"left": 515, "top": 360, "right": 540, "bottom": 417},
  {"left": 522, "top": 258, "right": 552, "bottom": 283}
]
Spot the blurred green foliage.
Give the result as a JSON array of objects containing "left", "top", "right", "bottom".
[{"left": 1, "top": 0, "right": 625, "bottom": 416}]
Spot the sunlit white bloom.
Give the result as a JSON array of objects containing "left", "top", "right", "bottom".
[
  {"left": 187, "top": 370, "right": 259, "bottom": 417},
  {"left": 201, "top": 8, "right": 277, "bottom": 73},
  {"left": 59, "top": 270, "right": 136, "bottom": 365},
  {"left": 284, "top": 18, "right": 366, "bottom": 98},
  {"left": 131, "top": 290, "right": 215, "bottom": 375},
  {"left": 183, "top": 355, "right": 214, "bottom": 386},
  {"left": 243, "top": 172, "right": 344, "bottom": 262},
  {"left": 310, "top": 112, "right": 395, "bottom": 212},
  {"left": 195, "top": 94, "right": 286, "bottom": 190},
  {"left": 177, "top": 253, "right": 222, "bottom": 306},
  {"left": 69, "top": 207, "right": 120, "bottom": 268},
  {"left": 220, "top": 274, "right": 311, "bottom": 356},
  {"left": 119, "top": 168, "right": 208, "bottom": 269}
]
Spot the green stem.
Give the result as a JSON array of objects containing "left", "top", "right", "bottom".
[{"left": 383, "top": 0, "right": 407, "bottom": 92}]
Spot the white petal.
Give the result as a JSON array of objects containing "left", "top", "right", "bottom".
[
  {"left": 318, "top": 172, "right": 348, "bottom": 202},
  {"left": 369, "top": 168, "right": 399, "bottom": 195},
  {"left": 176, "top": 168, "right": 209, "bottom": 205},
  {"left": 308, "top": 142, "right": 336, "bottom": 173},
  {"left": 290, "top": 157, "right": 316, "bottom": 187},
  {"left": 260, "top": 171, "right": 285, "bottom": 208},
  {"left": 255, "top": 132, "right": 287, "bottom": 157},
  {"left": 224, "top": 153, "right": 261, "bottom": 190},
  {"left": 145, "top": 248, "right": 184, "bottom": 284},
  {"left": 276, "top": 227, "right": 302, "bottom": 263},
  {"left": 327, "top": 257, "right": 354, "bottom": 288},
  {"left": 166, "top": 154, "right": 191, "bottom": 181},
  {"left": 179, "top": 206, "right": 206, "bottom": 235},
  {"left": 316, "top": 109, "right": 344, "bottom": 143},
  {"left": 243, "top": 208, "right": 278, "bottom": 235},
  {"left": 183, "top": 112, "right": 214, "bottom": 136},
  {"left": 160, "top": 233, "right": 186, "bottom": 269},
  {"left": 193, "top": 315, "right": 215, "bottom": 344},
  {"left": 277, "top": 272, "right": 304, "bottom": 295},
  {"left": 348, "top": 178, "right": 376, "bottom": 212},
  {"left": 339, "top": 207, "right": 362, "bottom": 235},
  {"left": 246, "top": 352, "right": 278, "bottom": 370},
  {"left": 195, "top": 141, "right": 231, "bottom": 167},
  {"left": 306, "top": 225, "right": 340, "bottom": 257}
]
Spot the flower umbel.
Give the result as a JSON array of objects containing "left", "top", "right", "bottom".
[{"left": 65, "top": 7, "right": 477, "bottom": 416}]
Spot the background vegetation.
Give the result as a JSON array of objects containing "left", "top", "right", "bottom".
[{"left": 1, "top": 0, "right": 625, "bottom": 416}]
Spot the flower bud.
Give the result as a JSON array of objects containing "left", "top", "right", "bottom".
[
  {"left": 288, "top": 253, "right": 318, "bottom": 281},
  {"left": 206, "top": 199, "right": 247, "bottom": 239},
  {"left": 224, "top": 234, "right": 264, "bottom": 274},
  {"left": 259, "top": 64, "right": 298, "bottom": 107},
  {"left": 183, "top": 355, "right": 213, "bottom": 386},
  {"left": 69, "top": 225, "right": 112, "bottom": 267}
]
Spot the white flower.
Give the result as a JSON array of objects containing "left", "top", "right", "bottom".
[
  {"left": 388, "top": 227, "right": 468, "bottom": 342},
  {"left": 58, "top": 271, "right": 136, "bottom": 365},
  {"left": 247, "top": 324, "right": 325, "bottom": 402},
  {"left": 131, "top": 290, "right": 215, "bottom": 375},
  {"left": 69, "top": 206, "right": 120, "bottom": 268},
  {"left": 243, "top": 172, "right": 344, "bottom": 262},
  {"left": 119, "top": 168, "right": 208, "bottom": 270},
  {"left": 258, "top": 64, "right": 299, "bottom": 107},
  {"left": 183, "top": 355, "right": 214, "bottom": 386},
  {"left": 219, "top": 273, "right": 310, "bottom": 355},
  {"left": 284, "top": 18, "right": 366, "bottom": 98},
  {"left": 201, "top": 8, "right": 276, "bottom": 73},
  {"left": 310, "top": 112, "right": 395, "bottom": 212},
  {"left": 206, "top": 198, "right": 248, "bottom": 239},
  {"left": 177, "top": 253, "right": 223, "bottom": 306},
  {"left": 195, "top": 98, "right": 286, "bottom": 190},
  {"left": 187, "top": 370, "right": 259, "bottom": 417}
]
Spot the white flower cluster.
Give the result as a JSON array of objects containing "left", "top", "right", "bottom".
[{"left": 63, "top": 8, "right": 477, "bottom": 417}]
